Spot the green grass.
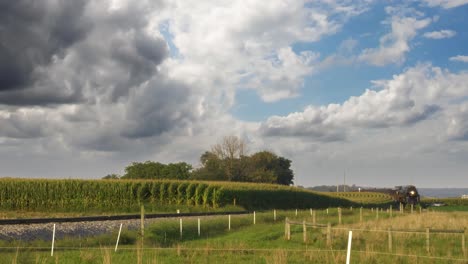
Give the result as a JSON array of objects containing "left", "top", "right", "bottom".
[
  {"left": 427, "top": 205, "right": 468, "bottom": 212},
  {"left": 325, "top": 191, "right": 394, "bottom": 204},
  {"left": 1, "top": 209, "right": 466, "bottom": 263}
]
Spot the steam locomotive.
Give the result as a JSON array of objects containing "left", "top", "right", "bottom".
[
  {"left": 391, "top": 185, "right": 420, "bottom": 206},
  {"left": 358, "top": 185, "right": 420, "bottom": 207}
]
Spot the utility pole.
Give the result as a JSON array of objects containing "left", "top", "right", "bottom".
[{"left": 343, "top": 170, "right": 346, "bottom": 192}]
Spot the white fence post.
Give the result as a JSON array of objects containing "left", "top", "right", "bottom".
[
  {"left": 253, "top": 211, "right": 256, "bottom": 225},
  {"left": 180, "top": 218, "right": 183, "bottom": 238},
  {"left": 51, "top": 224, "right": 56, "bottom": 257},
  {"left": 228, "top": 215, "right": 231, "bottom": 231},
  {"left": 274, "top": 209, "right": 277, "bottom": 221},
  {"left": 346, "top": 230, "right": 353, "bottom": 264},
  {"left": 198, "top": 218, "right": 201, "bottom": 237},
  {"left": 115, "top": 223, "right": 123, "bottom": 252}
]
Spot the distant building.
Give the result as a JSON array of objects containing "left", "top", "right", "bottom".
[{"left": 462, "top": 194, "right": 468, "bottom": 199}]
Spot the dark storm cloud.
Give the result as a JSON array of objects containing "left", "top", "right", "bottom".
[
  {"left": 0, "top": 0, "right": 194, "bottom": 151},
  {"left": 0, "top": 0, "right": 90, "bottom": 93},
  {"left": 0, "top": 111, "right": 48, "bottom": 138},
  {"left": 108, "top": 31, "right": 168, "bottom": 101},
  {"left": 121, "top": 77, "right": 196, "bottom": 139},
  {"left": 259, "top": 122, "right": 346, "bottom": 141},
  {"left": 0, "top": 0, "right": 169, "bottom": 106}
]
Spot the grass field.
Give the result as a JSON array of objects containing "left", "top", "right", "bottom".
[
  {"left": 325, "top": 191, "right": 394, "bottom": 204},
  {"left": 1, "top": 208, "right": 466, "bottom": 263}
]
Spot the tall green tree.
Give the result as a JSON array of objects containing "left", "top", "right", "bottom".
[
  {"left": 248, "top": 151, "right": 294, "bottom": 185},
  {"left": 191, "top": 151, "right": 226, "bottom": 181},
  {"left": 121, "top": 161, "right": 192, "bottom": 180}
]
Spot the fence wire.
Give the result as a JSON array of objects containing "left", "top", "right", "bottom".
[{"left": 0, "top": 246, "right": 466, "bottom": 262}]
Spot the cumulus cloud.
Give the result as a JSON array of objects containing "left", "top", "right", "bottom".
[
  {"left": 359, "top": 9, "right": 431, "bottom": 66},
  {"left": 423, "top": 29, "right": 456, "bottom": 39},
  {"left": 260, "top": 64, "right": 468, "bottom": 140},
  {"left": 0, "top": 0, "right": 90, "bottom": 104},
  {"left": 0, "top": 0, "right": 208, "bottom": 153},
  {"left": 162, "top": 0, "right": 372, "bottom": 102},
  {"left": 449, "top": 55, "right": 468, "bottom": 62},
  {"left": 423, "top": 0, "right": 468, "bottom": 8},
  {"left": 446, "top": 103, "right": 468, "bottom": 141}
]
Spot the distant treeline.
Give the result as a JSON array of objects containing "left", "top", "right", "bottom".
[{"left": 104, "top": 136, "right": 294, "bottom": 185}]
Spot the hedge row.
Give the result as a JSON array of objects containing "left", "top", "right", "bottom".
[{"left": 0, "top": 179, "right": 353, "bottom": 211}]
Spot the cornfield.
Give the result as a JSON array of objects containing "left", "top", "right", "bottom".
[{"left": 0, "top": 179, "right": 353, "bottom": 212}]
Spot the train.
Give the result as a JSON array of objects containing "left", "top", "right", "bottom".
[
  {"left": 357, "top": 185, "right": 420, "bottom": 207},
  {"left": 391, "top": 185, "right": 420, "bottom": 206}
]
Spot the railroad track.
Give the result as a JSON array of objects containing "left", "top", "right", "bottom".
[{"left": 0, "top": 211, "right": 250, "bottom": 225}]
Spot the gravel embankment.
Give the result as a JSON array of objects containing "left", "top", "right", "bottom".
[{"left": 0, "top": 218, "right": 171, "bottom": 241}]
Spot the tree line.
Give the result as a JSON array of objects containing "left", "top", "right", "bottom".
[{"left": 104, "top": 136, "right": 294, "bottom": 185}]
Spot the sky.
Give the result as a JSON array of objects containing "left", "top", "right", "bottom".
[{"left": 1, "top": 0, "right": 468, "bottom": 188}]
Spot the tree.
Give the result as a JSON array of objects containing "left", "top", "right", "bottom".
[
  {"left": 191, "top": 151, "right": 226, "bottom": 181},
  {"left": 211, "top": 136, "right": 248, "bottom": 181},
  {"left": 102, "top": 174, "right": 120, "bottom": 180},
  {"left": 248, "top": 151, "right": 294, "bottom": 185},
  {"left": 121, "top": 161, "right": 192, "bottom": 180},
  {"left": 194, "top": 140, "right": 294, "bottom": 185}
]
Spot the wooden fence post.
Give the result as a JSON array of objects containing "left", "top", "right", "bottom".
[
  {"left": 462, "top": 228, "right": 466, "bottom": 258},
  {"left": 198, "top": 218, "right": 201, "bottom": 237},
  {"left": 338, "top": 207, "right": 342, "bottom": 225},
  {"left": 274, "top": 209, "right": 276, "bottom": 222},
  {"left": 327, "top": 222, "right": 331, "bottom": 247},
  {"left": 388, "top": 227, "right": 392, "bottom": 252},
  {"left": 140, "top": 205, "right": 145, "bottom": 237},
  {"left": 310, "top": 208, "right": 313, "bottom": 216},
  {"left": 359, "top": 207, "right": 363, "bottom": 222},
  {"left": 426, "top": 228, "right": 430, "bottom": 254},
  {"left": 376, "top": 207, "right": 379, "bottom": 220},
  {"left": 303, "top": 220, "right": 307, "bottom": 243},
  {"left": 295, "top": 209, "right": 298, "bottom": 216},
  {"left": 285, "top": 218, "right": 290, "bottom": 240},
  {"left": 390, "top": 205, "right": 392, "bottom": 217}
]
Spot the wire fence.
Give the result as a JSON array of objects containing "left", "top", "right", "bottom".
[{"left": 0, "top": 246, "right": 466, "bottom": 262}]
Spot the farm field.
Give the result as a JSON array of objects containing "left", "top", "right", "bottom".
[
  {"left": 326, "top": 191, "right": 394, "bottom": 204},
  {"left": 0, "top": 208, "right": 466, "bottom": 263},
  {"left": 0, "top": 179, "right": 355, "bottom": 214}
]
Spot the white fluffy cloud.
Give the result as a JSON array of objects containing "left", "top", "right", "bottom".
[
  {"left": 450, "top": 55, "right": 468, "bottom": 62},
  {"left": 161, "top": 0, "right": 372, "bottom": 102},
  {"left": 423, "top": 29, "right": 456, "bottom": 39},
  {"left": 423, "top": 0, "right": 468, "bottom": 8},
  {"left": 446, "top": 103, "right": 468, "bottom": 140},
  {"left": 359, "top": 9, "right": 431, "bottom": 66},
  {"left": 260, "top": 64, "right": 468, "bottom": 141}
]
